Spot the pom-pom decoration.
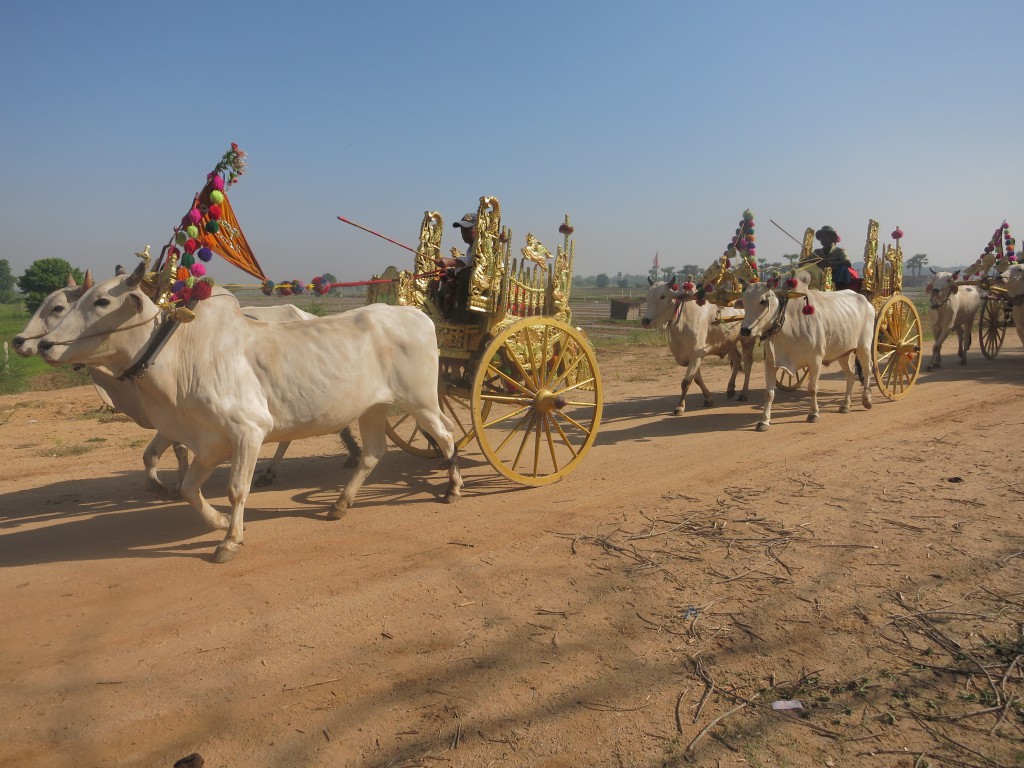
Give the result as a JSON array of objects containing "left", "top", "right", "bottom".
[
  {"left": 197, "top": 247, "right": 213, "bottom": 262},
  {"left": 207, "top": 204, "right": 222, "bottom": 221},
  {"left": 191, "top": 263, "right": 206, "bottom": 277},
  {"left": 891, "top": 227, "right": 903, "bottom": 240},
  {"left": 786, "top": 277, "right": 798, "bottom": 288},
  {"left": 209, "top": 190, "right": 224, "bottom": 205},
  {"left": 802, "top": 304, "right": 815, "bottom": 315},
  {"left": 558, "top": 222, "right": 574, "bottom": 235},
  {"left": 262, "top": 280, "right": 275, "bottom": 295},
  {"left": 192, "top": 279, "right": 213, "bottom": 301},
  {"left": 205, "top": 220, "right": 220, "bottom": 234}
]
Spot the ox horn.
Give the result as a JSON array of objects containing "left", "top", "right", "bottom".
[
  {"left": 66, "top": 273, "right": 78, "bottom": 288},
  {"left": 929, "top": 267, "right": 937, "bottom": 274},
  {"left": 126, "top": 260, "right": 147, "bottom": 288},
  {"left": 82, "top": 269, "right": 94, "bottom": 290},
  {"left": 647, "top": 276, "right": 654, "bottom": 286}
]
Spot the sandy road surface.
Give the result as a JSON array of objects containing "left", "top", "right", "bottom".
[{"left": 1, "top": 342, "right": 1023, "bottom": 767}]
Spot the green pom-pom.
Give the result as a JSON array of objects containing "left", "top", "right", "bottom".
[
  {"left": 181, "top": 253, "right": 195, "bottom": 268},
  {"left": 186, "top": 225, "right": 199, "bottom": 238},
  {"left": 175, "top": 231, "right": 188, "bottom": 245},
  {"left": 186, "top": 276, "right": 197, "bottom": 287},
  {"left": 209, "top": 189, "right": 224, "bottom": 205},
  {"left": 743, "top": 209, "right": 754, "bottom": 221},
  {"left": 205, "top": 220, "right": 220, "bottom": 234}
]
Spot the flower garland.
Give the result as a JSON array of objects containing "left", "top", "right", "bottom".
[
  {"left": 159, "top": 144, "right": 248, "bottom": 308},
  {"left": 261, "top": 275, "right": 334, "bottom": 297}
]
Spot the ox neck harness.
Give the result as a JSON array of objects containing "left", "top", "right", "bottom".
[
  {"left": 760, "top": 293, "right": 790, "bottom": 340},
  {"left": 118, "top": 313, "right": 183, "bottom": 381},
  {"left": 929, "top": 292, "right": 950, "bottom": 310}
]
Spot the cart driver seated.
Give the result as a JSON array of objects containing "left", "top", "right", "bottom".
[
  {"left": 437, "top": 211, "right": 478, "bottom": 317},
  {"left": 807, "top": 225, "right": 860, "bottom": 291}
]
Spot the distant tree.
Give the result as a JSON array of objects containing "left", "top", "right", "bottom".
[
  {"left": 680, "top": 265, "right": 703, "bottom": 281},
  {"left": 615, "top": 271, "right": 629, "bottom": 289},
  {"left": 660, "top": 267, "right": 676, "bottom": 283},
  {"left": 17, "top": 258, "right": 84, "bottom": 313},
  {"left": 782, "top": 253, "right": 801, "bottom": 271},
  {"left": 906, "top": 253, "right": 929, "bottom": 277},
  {"left": 594, "top": 273, "right": 610, "bottom": 289},
  {"left": 0, "top": 259, "right": 15, "bottom": 303},
  {"left": 322, "top": 271, "right": 340, "bottom": 296}
]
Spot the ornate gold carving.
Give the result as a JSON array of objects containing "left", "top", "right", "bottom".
[
  {"left": 468, "top": 196, "right": 501, "bottom": 313},
  {"left": 412, "top": 211, "right": 443, "bottom": 310},
  {"left": 521, "top": 233, "right": 552, "bottom": 270},
  {"left": 861, "top": 219, "right": 879, "bottom": 296}
]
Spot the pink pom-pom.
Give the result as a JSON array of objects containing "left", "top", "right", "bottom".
[
  {"left": 188, "top": 208, "right": 202, "bottom": 225},
  {"left": 891, "top": 228, "right": 903, "bottom": 240},
  {"left": 682, "top": 281, "right": 695, "bottom": 292},
  {"left": 211, "top": 176, "right": 225, "bottom": 191},
  {"left": 190, "top": 263, "right": 206, "bottom": 277},
  {"left": 802, "top": 304, "right": 815, "bottom": 315},
  {"left": 786, "top": 277, "right": 798, "bottom": 288}
]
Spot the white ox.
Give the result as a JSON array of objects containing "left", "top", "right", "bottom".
[
  {"left": 642, "top": 278, "right": 753, "bottom": 414},
  {"left": 999, "top": 264, "right": 1024, "bottom": 348},
  {"left": 13, "top": 272, "right": 190, "bottom": 494},
  {"left": 739, "top": 273, "right": 875, "bottom": 431},
  {"left": 39, "top": 263, "right": 462, "bottom": 563},
  {"left": 923, "top": 269, "right": 981, "bottom": 371},
  {"left": 14, "top": 280, "right": 359, "bottom": 494}
]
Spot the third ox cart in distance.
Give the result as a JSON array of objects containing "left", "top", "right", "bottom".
[
  {"left": 704, "top": 218, "right": 924, "bottom": 401},
  {"left": 361, "top": 196, "right": 603, "bottom": 486},
  {"left": 958, "top": 221, "right": 1020, "bottom": 359}
]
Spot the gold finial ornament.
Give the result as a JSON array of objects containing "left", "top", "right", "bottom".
[{"left": 521, "top": 233, "right": 552, "bottom": 270}]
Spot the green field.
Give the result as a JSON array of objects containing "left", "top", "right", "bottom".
[{"left": 0, "top": 305, "right": 91, "bottom": 395}]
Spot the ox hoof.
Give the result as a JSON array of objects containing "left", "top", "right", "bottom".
[
  {"left": 839, "top": 405, "right": 850, "bottom": 414},
  {"left": 738, "top": 394, "right": 749, "bottom": 402},
  {"left": 702, "top": 399, "right": 714, "bottom": 408},
  {"left": 960, "top": 358, "right": 967, "bottom": 366},
  {"left": 672, "top": 408, "right": 685, "bottom": 416},
  {"left": 807, "top": 414, "right": 820, "bottom": 423},
  {"left": 443, "top": 491, "right": 461, "bottom": 505},
  {"left": 755, "top": 421, "right": 770, "bottom": 432},
  {"left": 727, "top": 390, "right": 736, "bottom": 400},
  {"left": 327, "top": 503, "right": 348, "bottom": 520},
  {"left": 212, "top": 544, "right": 239, "bottom": 564},
  {"left": 862, "top": 396, "right": 873, "bottom": 410}
]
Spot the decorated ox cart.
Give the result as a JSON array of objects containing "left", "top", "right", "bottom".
[
  {"left": 700, "top": 212, "right": 923, "bottom": 401},
  {"left": 140, "top": 150, "right": 601, "bottom": 488},
  {"left": 360, "top": 196, "right": 603, "bottom": 485},
  {"left": 957, "top": 222, "right": 1020, "bottom": 359}
]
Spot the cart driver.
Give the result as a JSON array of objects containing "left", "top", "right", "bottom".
[
  {"left": 811, "top": 225, "right": 856, "bottom": 290},
  {"left": 437, "top": 211, "right": 478, "bottom": 316}
]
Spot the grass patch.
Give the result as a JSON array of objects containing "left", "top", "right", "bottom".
[{"left": 33, "top": 441, "right": 97, "bottom": 458}]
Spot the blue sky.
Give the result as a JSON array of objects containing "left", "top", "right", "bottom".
[{"left": 1, "top": 1, "right": 1021, "bottom": 285}]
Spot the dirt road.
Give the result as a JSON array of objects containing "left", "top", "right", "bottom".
[{"left": 2, "top": 342, "right": 1022, "bottom": 767}]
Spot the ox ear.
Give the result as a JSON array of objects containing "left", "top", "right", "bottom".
[
  {"left": 127, "top": 292, "right": 145, "bottom": 315},
  {"left": 125, "top": 260, "right": 147, "bottom": 288},
  {"left": 733, "top": 298, "right": 744, "bottom": 309},
  {"left": 951, "top": 269, "right": 961, "bottom": 280},
  {"left": 950, "top": 282, "right": 959, "bottom": 294}
]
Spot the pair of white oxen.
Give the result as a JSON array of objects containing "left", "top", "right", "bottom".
[
  {"left": 14, "top": 263, "right": 464, "bottom": 563},
  {"left": 640, "top": 265, "right": 1024, "bottom": 430}
]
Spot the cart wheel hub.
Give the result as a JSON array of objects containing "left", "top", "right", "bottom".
[{"left": 535, "top": 389, "right": 566, "bottom": 414}]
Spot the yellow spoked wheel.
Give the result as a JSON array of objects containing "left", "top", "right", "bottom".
[
  {"left": 775, "top": 367, "right": 808, "bottom": 392},
  {"left": 978, "top": 296, "right": 1007, "bottom": 360},
  {"left": 471, "top": 317, "right": 603, "bottom": 486},
  {"left": 385, "top": 385, "right": 485, "bottom": 458},
  {"left": 873, "top": 294, "right": 922, "bottom": 401}
]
